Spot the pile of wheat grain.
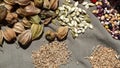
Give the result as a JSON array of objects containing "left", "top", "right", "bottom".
[
  {"left": 32, "top": 41, "right": 71, "bottom": 68},
  {"left": 88, "top": 45, "right": 120, "bottom": 68}
]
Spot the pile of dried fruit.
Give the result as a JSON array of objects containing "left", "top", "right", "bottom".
[
  {"left": 93, "top": 0, "right": 120, "bottom": 39},
  {"left": 32, "top": 41, "right": 71, "bottom": 68},
  {"left": 56, "top": 0, "right": 93, "bottom": 38},
  {"left": 88, "top": 45, "right": 120, "bottom": 68},
  {"left": 0, "top": 0, "right": 58, "bottom": 46},
  {"left": 45, "top": 26, "right": 69, "bottom": 41}
]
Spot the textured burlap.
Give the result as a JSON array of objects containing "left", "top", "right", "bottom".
[{"left": 0, "top": 0, "right": 120, "bottom": 68}]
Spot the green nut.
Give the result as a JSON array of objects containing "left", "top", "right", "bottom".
[{"left": 30, "top": 15, "right": 41, "bottom": 24}]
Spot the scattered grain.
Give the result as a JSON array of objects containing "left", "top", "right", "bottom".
[{"left": 32, "top": 41, "right": 71, "bottom": 68}]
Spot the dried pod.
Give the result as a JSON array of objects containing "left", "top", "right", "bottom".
[
  {"left": 22, "top": 17, "right": 31, "bottom": 28},
  {"left": 49, "top": 0, "right": 55, "bottom": 7},
  {"left": 31, "top": 24, "right": 44, "bottom": 40},
  {"left": 45, "top": 30, "right": 55, "bottom": 41},
  {"left": 5, "top": 12, "right": 18, "bottom": 24},
  {"left": 23, "top": 2, "right": 41, "bottom": 15},
  {"left": 40, "top": 10, "right": 57, "bottom": 19},
  {"left": 30, "top": 15, "right": 41, "bottom": 24},
  {"left": 16, "top": 8, "right": 26, "bottom": 16},
  {"left": 4, "top": 0, "right": 15, "bottom": 5},
  {"left": 16, "top": 2, "right": 41, "bottom": 16},
  {"left": 4, "top": 4, "right": 13, "bottom": 11},
  {"left": 50, "top": 0, "right": 58, "bottom": 10},
  {"left": 0, "top": 6, "right": 7, "bottom": 21},
  {"left": 43, "top": 17, "right": 52, "bottom": 25},
  {"left": 34, "top": 0, "right": 43, "bottom": 7},
  {"left": 17, "top": 30, "right": 32, "bottom": 45},
  {"left": 43, "top": 0, "right": 50, "bottom": 9},
  {"left": 0, "top": 30, "right": 3, "bottom": 45},
  {"left": 56, "top": 26, "right": 69, "bottom": 40},
  {"left": 3, "top": 27, "right": 16, "bottom": 42},
  {"left": 13, "top": 22, "right": 25, "bottom": 34},
  {"left": 15, "top": 0, "right": 31, "bottom": 6}
]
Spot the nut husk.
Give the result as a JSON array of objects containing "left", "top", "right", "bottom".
[
  {"left": 4, "top": 0, "right": 15, "bottom": 5},
  {"left": 49, "top": 0, "right": 55, "bottom": 8},
  {"left": 17, "top": 30, "right": 32, "bottom": 45},
  {"left": 13, "top": 22, "right": 25, "bottom": 34},
  {"left": 40, "top": 10, "right": 57, "bottom": 19},
  {"left": 43, "top": 0, "right": 58, "bottom": 10},
  {"left": 15, "top": 0, "right": 31, "bottom": 6},
  {"left": 56, "top": 26, "right": 69, "bottom": 40},
  {"left": 22, "top": 17, "right": 31, "bottom": 28},
  {"left": 34, "top": 0, "right": 43, "bottom": 7},
  {"left": 16, "top": 2, "right": 41, "bottom": 16},
  {"left": 50, "top": 0, "right": 58, "bottom": 10},
  {"left": 3, "top": 27, "right": 16, "bottom": 42},
  {"left": 0, "top": 30, "right": 3, "bottom": 45},
  {"left": 4, "top": 4, "right": 13, "bottom": 11},
  {"left": 0, "top": 6, "right": 7, "bottom": 21},
  {"left": 43, "top": 17, "right": 52, "bottom": 25},
  {"left": 5, "top": 12, "right": 18, "bottom": 24},
  {"left": 31, "top": 24, "right": 44, "bottom": 40},
  {"left": 45, "top": 30, "right": 55, "bottom": 41},
  {"left": 30, "top": 15, "right": 41, "bottom": 24},
  {"left": 43, "top": 0, "right": 50, "bottom": 9}
]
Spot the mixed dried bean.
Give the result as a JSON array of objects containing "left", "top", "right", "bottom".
[{"left": 93, "top": 0, "right": 120, "bottom": 39}]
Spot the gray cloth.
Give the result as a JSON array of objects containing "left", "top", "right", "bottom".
[{"left": 0, "top": 0, "right": 120, "bottom": 68}]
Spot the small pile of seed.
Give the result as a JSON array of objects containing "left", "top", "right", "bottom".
[
  {"left": 93, "top": 0, "right": 120, "bottom": 40},
  {"left": 56, "top": 0, "right": 93, "bottom": 38},
  {"left": 88, "top": 45, "right": 120, "bottom": 68},
  {"left": 32, "top": 41, "right": 71, "bottom": 68}
]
